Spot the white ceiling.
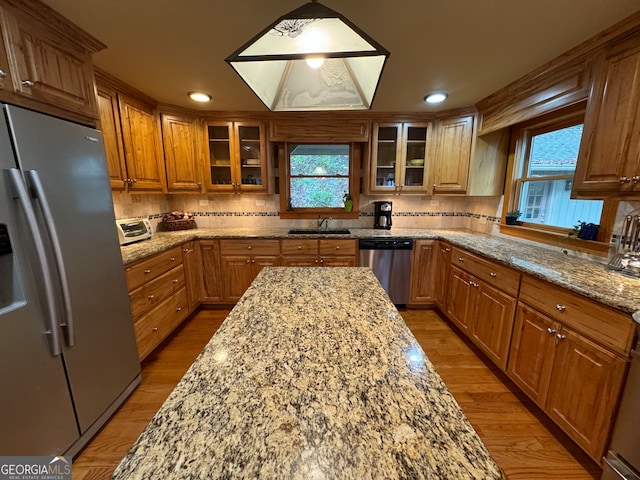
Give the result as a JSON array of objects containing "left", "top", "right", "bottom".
[{"left": 42, "top": 0, "right": 640, "bottom": 112}]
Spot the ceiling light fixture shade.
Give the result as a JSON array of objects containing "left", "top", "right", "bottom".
[
  {"left": 188, "top": 91, "right": 212, "bottom": 102},
  {"left": 225, "top": 0, "right": 389, "bottom": 111},
  {"left": 424, "top": 92, "right": 448, "bottom": 104}
]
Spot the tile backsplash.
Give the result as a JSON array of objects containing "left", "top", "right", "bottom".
[{"left": 111, "top": 192, "right": 502, "bottom": 234}]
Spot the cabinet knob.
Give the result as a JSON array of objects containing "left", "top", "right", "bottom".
[
  {"left": 148, "top": 294, "right": 154, "bottom": 299},
  {"left": 170, "top": 257, "right": 176, "bottom": 261},
  {"left": 130, "top": 179, "right": 138, "bottom": 184},
  {"left": 247, "top": 245, "right": 253, "bottom": 250},
  {"left": 620, "top": 176, "right": 631, "bottom": 183},
  {"left": 184, "top": 248, "right": 190, "bottom": 253},
  {"left": 0, "top": 69, "right": 6, "bottom": 77},
  {"left": 152, "top": 327, "right": 158, "bottom": 332},
  {"left": 490, "top": 272, "right": 497, "bottom": 278},
  {"left": 21, "top": 80, "right": 34, "bottom": 87},
  {"left": 556, "top": 333, "right": 566, "bottom": 340},
  {"left": 176, "top": 307, "right": 182, "bottom": 312},
  {"left": 315, "top": 259, "right": 319, "bottom": 263},
  {"left": 251, "top": 260, "right": 255, "bottom": 263},
  {"left": 246, "top": 259, "right": 250, "bottom": 263},
  {"left": 172, "top": 279, "right": 179, "bottom": 284},
  {"left": 297, "top": 246, "right": 302, "bottom": 250},
  {"left": 144, "top": 269, "right": 151, "bottom": 274},
  {"left": 555, "top": 304, "right": 566, "bottom": 312},
  {"left": 633, "top": 176, "right": 640, "bottom": 184},
  {"left": 547, "top": 327, "right": 556, "bottom": 334},
  {"left": 335, "top": 246, "right": 340, "bottom": 250},
  {"left": 458, "top": 257, "right": 464, "bottom": 262},
  {"left": 445, "top": 248, "right": 451, "bottom": 252},
  {"left": 320, "top": 259, "right": 324, "bottom": 264}
]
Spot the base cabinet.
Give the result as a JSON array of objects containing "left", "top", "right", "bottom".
[
  {"left": 199, "top": 240, "right": 224, "bottom": 303},
  {"left": 182, "top": 241, "right": 202, "bottom": 311},
  {"left": 408, "top": 239, "right": 436, "bottom": 305},
  {"left": 281, "top": 239, "right": 357, "bottom": 267},
  {"left": 433, "top": 241, "right": 451, "bottom": 310}
]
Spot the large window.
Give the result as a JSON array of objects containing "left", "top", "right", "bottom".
[
  {"left": 278, "top": 142, "right": 360, "bottom": 218},
  {"left": 509, "top": 106, "right": 604, "bottom": 232}
]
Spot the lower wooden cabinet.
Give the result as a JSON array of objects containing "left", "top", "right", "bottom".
[
  {"left": 182, "top": 241, "right": 202, "bottom": 311},
  {"left": 433, "top": 241, "right": 451, "bottom": 310},
  {"left": 219, "top": 239, "right": 280, "bottom": 302},
  {"left": 508, "top": 301, "right": 628, "bottom": 461},
  {"left": 408, "top": 239, "right": 436, "bottom": 306},
  {"left": 199, "top": 240, "right": 224, "bottom": 303},
  {"left": 280, "top": 239, "right": 357, "bottom": 267}
]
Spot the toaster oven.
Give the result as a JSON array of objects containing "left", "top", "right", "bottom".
[{"left": 116, "top": 218, "right": 152, "bottom": 245}]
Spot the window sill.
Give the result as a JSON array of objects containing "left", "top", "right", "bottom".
[{"left": 499, "top": 224, "right": 610, "bottom": 257}]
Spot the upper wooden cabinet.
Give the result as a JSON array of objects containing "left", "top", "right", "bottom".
[
  {"left": 161, "top": 113, "right": 202, "bottom": 192},
  {"left": 432, "top": 114, "right": 475, "bottom": 194},
  {"left": 573, "top": 32, "right": 640, "bottom": 198},
  {"left": 369, "top": 122, "right": 432, "bottom": 194},
  {"left": 367, "top": 113, "right": 475, "bottom": 195},
  {"left": 204, "top": 121, "right": 267, "bottom": 193},
  {"left": 95, "top": 70, "right": 166, "bottom": 192},
  {"left": 0, "top": 0, "right": 104, "bottom": 124}
]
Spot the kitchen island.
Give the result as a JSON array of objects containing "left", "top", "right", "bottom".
[{"left": 111, "top": 267, "right": 504, "bottom": 479}]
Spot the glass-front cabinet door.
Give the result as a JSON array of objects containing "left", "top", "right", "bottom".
[
  {"left": 370, "top": 123, "right": 430, "bottom": 193},
  {"left": 205, "top": 121, "right": 267, "bottom": 192}
]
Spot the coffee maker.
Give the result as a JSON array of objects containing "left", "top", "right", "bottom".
[{"left": 374, "top": 201, "right": 392, "bottom": 229}]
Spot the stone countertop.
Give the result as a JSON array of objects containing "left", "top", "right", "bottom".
[
  {"left": 120, "top": 227, "right": 640, "bottom": 314},
  {"left": 111, "top": 267, "right": 505, "bottom": 480}
]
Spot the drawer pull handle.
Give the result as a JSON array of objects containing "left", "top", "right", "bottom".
[
  {"left": 297, "top": 246, "right": 302, "bottom": 250},
  {"left": 152, "top": 327, "right": 158, "bottom": 332},
  {"left": 21, "top": 80, "right": 34, "bottom": 87},
  {"left": 144, "top": 269, "right": 151, "bottom": 274},
  {"left": 335, "top": 246, "right": 340, "bottom": 250},
  {"left": 445, "top": 247, "right": 451, "bottom": 252},
  {"left": 148, "top": 294, "right": 154, "bottom": 299},
  {"left": 170, "top": 257, "right": 176, "bottom": 261},
  {"left": 458, "top": 257, "right": 464, "bottom": 262},
  {"left": 172, "top": 279, "right": 179, "bottom": 284},
  {"left": 184, "top": 248, "right": 190, "bottom": 253},
  {"left": 620, "top": 176, "right": 631, "bottom": 183},
  {"left": 547, "top": 327, "right": 556, "bottom": 335},
  {"left": 176, "top": 307, "right": 182, "bottom": 312},
  {"left": 490, "top": 272, "right": 497, "bottom": 278},
  {"left": 556, "top": 304, "right": 566, "bottom": 312},
  {"left": 0, "top": 69, "right": 6, "bottom": 77},
  {"left": 246, "top": 259, "right": 250, "bottom": 263},
  {"left": 247, "top": 245, "right": 253, "bottom": 250},
  {"left": 556, "top": 333, "right": 566, "bottom": 340}
]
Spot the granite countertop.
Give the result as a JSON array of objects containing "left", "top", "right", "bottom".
[
  {"left": 120, "top": 227, "right": 640, "bottom": 314},
  {"left": 111, "top": 267, "right": 505, "bottom": 480}
]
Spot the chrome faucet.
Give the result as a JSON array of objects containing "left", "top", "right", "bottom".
[{"left": 317, "top": 215, "right": 332, "bottom": 230}]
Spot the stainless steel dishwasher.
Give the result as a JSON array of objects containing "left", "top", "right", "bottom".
[{"left": 358, "top": 238, "right": 413, "bottom": 306}]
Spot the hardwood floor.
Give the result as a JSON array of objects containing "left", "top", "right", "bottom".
[{"left": 72, "top": 308, "right": 602, "bottom": 480}]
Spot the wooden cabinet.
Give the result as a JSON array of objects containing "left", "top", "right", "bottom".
[
  {"left": 433, "top": 241, "right": 451, "bottom": 310},
  {"left": 573, "top": 32, "right": 640, "bottom": 197},
  {"left": 408, "top": 239, "right": 436, "bottom": 305},
  {"left": 445, "top": 247, "right": 520, "bottom": 369},
  {"left": 205, "top": 121, "right": 267, "bottom": 193},
  {"left": 281, "top": 239, "right": 357, "bottom": 267},
  {"left": 182, "top": 241, "right": 202, "bottom": 311},
  {"left": 219, "top": 239, "right": 280, "bottom": 301},
  {"left": 161, "top": 113, "right": 202, "bottom": 192},
  {"left": 0, "top": 1, "right": 102, "bottom": 123},
  {"left": 432, "top": 114, "right": 475, "bottom": 194},
  {"left": 369, "top": 123, "right": 431, "bottom": 193},
  {"left": 95, "top": 70, "right": 165, "bottom": 192},
  {"left": 199, "top": 240, "right": 224, "bottom": 303},
  {"left": 508, "top": 275, "right": 634, "bottom": 461},
  {"left": 125, "top": 246, "right": 189, "bottom": 360}
]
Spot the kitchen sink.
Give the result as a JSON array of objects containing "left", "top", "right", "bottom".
[{"left": 288, "top": 229, "right": 351, "bottom": 235}]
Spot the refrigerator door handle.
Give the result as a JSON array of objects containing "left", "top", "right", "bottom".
[
  {"left": 25, "top": 169, "right": 75, "bottom": 348},
  {"left": 6, "top": 168, "right": 63, "bottom": 356}
]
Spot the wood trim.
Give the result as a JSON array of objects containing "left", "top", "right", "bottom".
[
  {"left": 94, "top": 68, "right": 158, "bottom": 107},
  {"left": 499, "top": 224, "right": 610, "bottom": 256}
]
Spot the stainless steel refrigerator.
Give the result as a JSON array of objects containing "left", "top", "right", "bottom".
[{"left": 0, "top": 105, "right": 141, "bottom": 457}]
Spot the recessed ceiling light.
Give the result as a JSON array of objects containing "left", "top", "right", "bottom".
[
  {"left": 424, "top": 92, "right": 448, "bottom": 104},
  {"left": 188, "top": 91, "right": 212, "bottom": 102}
]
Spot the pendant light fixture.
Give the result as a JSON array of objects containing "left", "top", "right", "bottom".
[{"left": 225, "top": 0, "right": 389, "bottom": 111}]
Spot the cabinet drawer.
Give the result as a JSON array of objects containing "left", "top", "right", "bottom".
[
  {"left": 133, "top": 287, "right": 189, "bottom": 361},
  {"left": 126, "top": 246, "right": 183, "bottom": 291},
  {"left": 319, "top": 239, "right": 357, "bottom": 256},
  {"left": 219, "top": 239, "right": 280, "bottom": 256},
  {"left": 281, "top": 239, "right": 318, "bottom": 255},
  {"left": 129, "top": 265, "right": 185, "bottom": 319},
  {"left": 450, "top": 247, "right": 521, "bottom": 296},
  {"left": 520, "top": 275, "right": 635, "bottom": 355}
]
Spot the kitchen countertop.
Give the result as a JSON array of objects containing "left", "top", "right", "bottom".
[
  {"left": 120, "top": 227, "right": 640, "bottom": 314},
  {"left": 111, "top": 267, "right": 505, "bottom": 480}
]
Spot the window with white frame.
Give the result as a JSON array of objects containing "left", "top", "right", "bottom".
[{"left": 512, "top": 111, "right": 603, "bottom": 231}]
